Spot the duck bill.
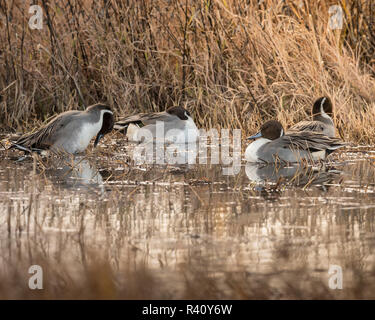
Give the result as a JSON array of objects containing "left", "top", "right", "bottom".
[
  {"left": 247, "top": 132, "right": 262, "bottom": 140},
  {"left": 94, "top": 133, "right": 104, "bottom": 147}
]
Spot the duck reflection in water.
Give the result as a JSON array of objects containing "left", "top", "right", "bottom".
[
  {"left": 129, "top": 139, "right": 199, "bottom": 166},
  {"left": 245, "top": 163, "right": 341, "bottom": 190},
  {"left": 45, "top": 157, "right": 104, "bottom": 190}
]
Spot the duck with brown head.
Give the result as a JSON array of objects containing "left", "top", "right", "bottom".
[
  {"left": 245, "top": 120, "right": 345, "bottom": 163},
  {"left": 10, "top": 103, "right": 114, "bottom": 154},
  {"left": 288, "top": 97, "right": 335, "bottom": 137},
  {"left": 114, "top": 105, "right": 199, "bottom": 143}
]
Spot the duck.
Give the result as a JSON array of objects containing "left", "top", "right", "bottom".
[
  {"left": 10, "top": 103, "right": 114, "bottom": 154},
  {"left": 245, "top": 120, "right": 345, "bottom": 163},
  {"left": 288, "top": 97, "right": 335, "bottom": 137},
  {"left": 114, "top": 106, "right": 199, "bottom": 143}
]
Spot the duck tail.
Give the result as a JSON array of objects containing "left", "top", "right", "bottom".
[
  {"left": 9, "top": 143, "right": 32, "bottom": 153},
  {"left": 326, "top": 141, "right": 346, "bottom": 155},
  {"left": 9, "top": 143, "right": 44, "bottom": 154}
]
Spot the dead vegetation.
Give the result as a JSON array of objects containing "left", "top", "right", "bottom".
[{"left": 0, "top": 0, "right": 374, "bottom": 143}]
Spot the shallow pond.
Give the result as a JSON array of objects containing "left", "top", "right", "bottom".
[{"left": 1, "top": 137, "right": 375, "bottom": 299}]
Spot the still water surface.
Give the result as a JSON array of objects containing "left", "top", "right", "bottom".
[{"left": 1, "top": 140, "right": 375, "bottom": 298}]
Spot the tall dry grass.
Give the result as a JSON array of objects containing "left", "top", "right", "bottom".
[{"left": 0, "top": 0, "right": 375, "bottom": 143}]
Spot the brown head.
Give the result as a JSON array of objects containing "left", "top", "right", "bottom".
[
  {"left": 86, "top": 103, "right": 114, "bottom": 147},
  {"left": 312, "top": 97, "right": 333, "bottom": 119},
  {"left": 247, "top": 120, "right": 284, "bottom": 141},
  {"left": 166, "top": 106, "right": 191, "bottom": 120}
]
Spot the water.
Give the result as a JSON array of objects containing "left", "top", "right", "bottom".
[{"left": 1, "top": 139, "right": 375, "bottom": 299}]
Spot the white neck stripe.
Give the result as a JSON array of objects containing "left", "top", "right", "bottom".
[{"left": 320, "top": 98, "right": 331, "bottom": 119}]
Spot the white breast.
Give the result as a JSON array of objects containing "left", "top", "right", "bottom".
[
  {"left": 183, "top": 116, "right": 199, "bottom": 143},
  {"left": 69, "top": 122, "right": 99, "bottom": 153},
  {"left": 245, "top": 138, "right": 270, "bottom": 162},
  {"left": 164, "top": 117, "right": 199, "bottom": 144},
  {"left": 73, "top": 110, "right": 111, "bottom": 152}
]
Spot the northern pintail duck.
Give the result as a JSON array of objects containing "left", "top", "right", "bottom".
[
  {"left": 11, "top": 104, "right": 114, "bottom": 154},
  {"left": 288, "top": 97, "right": 335, "bottom": 137},
  {"left": 114, "top": 106, "right": 199, "bottom": 143},
  {"left": 245, "top": 120, "right": 344, "bottom": 163}
]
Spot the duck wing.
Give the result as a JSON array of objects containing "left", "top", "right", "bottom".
[
  {"left": 114, "top": 111, "right": 172, "bottom": 133},
  {"left": 280, "top": 131, "right": 345, "bottom": 152},
  {"left": 11, "top": 111, "right": 80, "bottom": 151},
  {"left": 288, "top": 121, "right": 325, "bottom": 134}
]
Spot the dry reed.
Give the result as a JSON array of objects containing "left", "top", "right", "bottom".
[{"left": 0, "top": 0, "right": 374, "bottom": 143}]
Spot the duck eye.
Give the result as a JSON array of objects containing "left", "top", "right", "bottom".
[{"left": 184, "top": 111, "right": 190, "bottom": 117}]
